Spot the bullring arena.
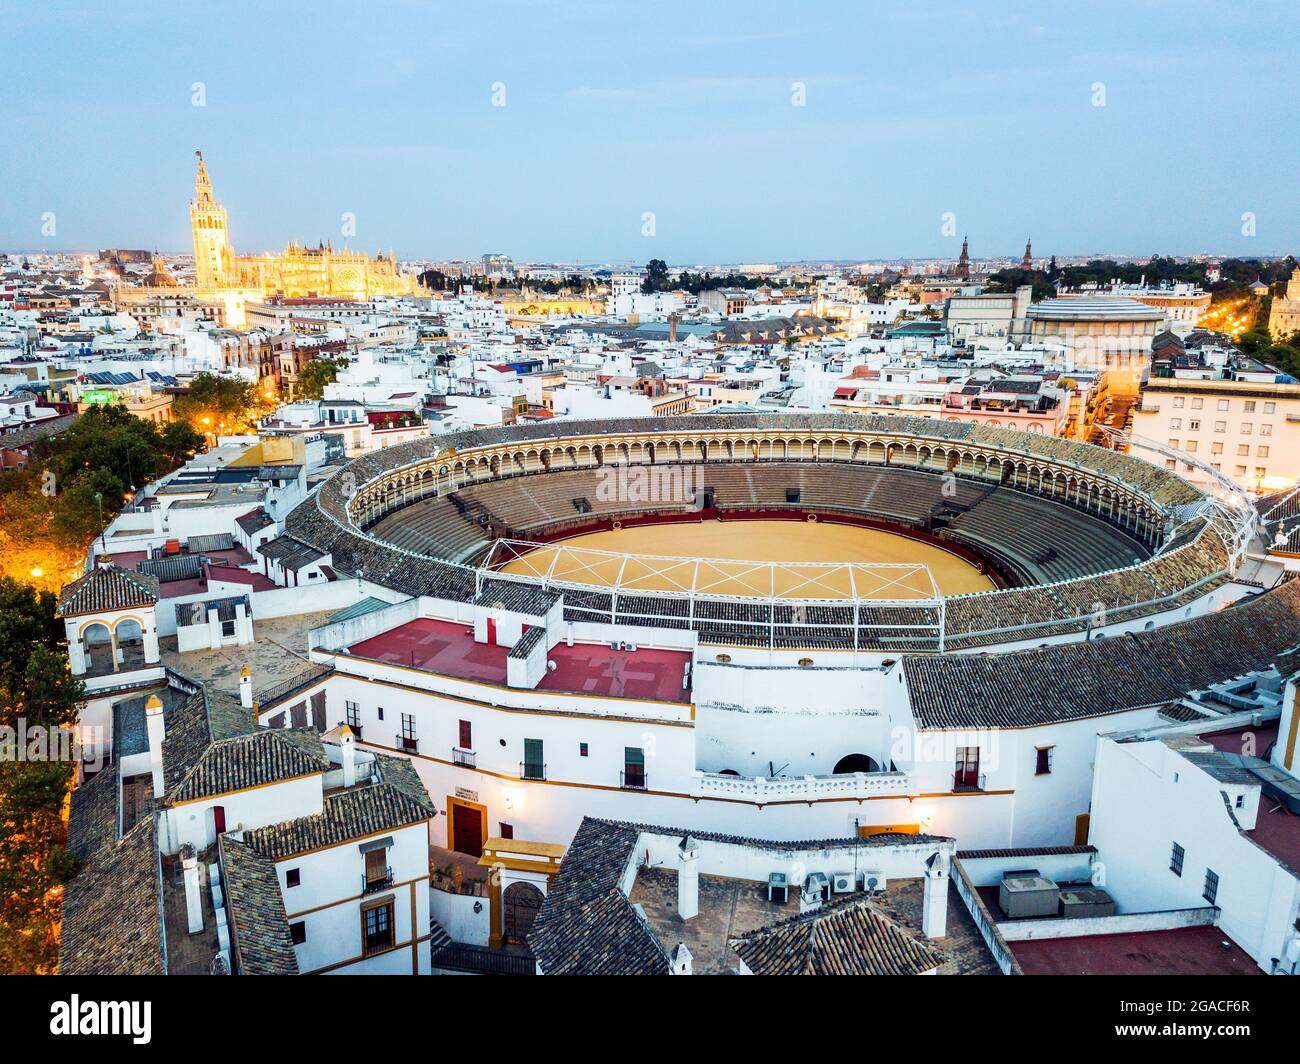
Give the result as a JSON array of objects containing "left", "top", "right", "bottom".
[
  {"left": 259, "top": 411, "right": 1300, "bottom": 858},
  {"left": 290, "top": 411, "right": 1254, "bottom": 652}
]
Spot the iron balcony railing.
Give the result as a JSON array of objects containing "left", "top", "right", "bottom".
[
  {"left": 362, "top": 867, "right": 394, "bottom": 895},
  {"left": 520, "top": 761, "right": 546, "bottom": 781},
  {"left": 953, "top": 771, "right": 987, "bottom": 793},
  {"left": 397, "top": 735, "right": 419, "bottom": 754},
  {"left": 620, "top": 768, "right": 647, "bottom": 791},
  {"left": 453, "top": 748, "right": 476, "bottom": 768}
]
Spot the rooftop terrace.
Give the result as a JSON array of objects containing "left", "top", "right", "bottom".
[{"left": 346, "top": 617, "right": 692, "bottom": 703}]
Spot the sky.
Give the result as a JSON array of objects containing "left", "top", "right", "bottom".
[{"left": 1, "top": 0, "right": 1297, "bottom": 264}]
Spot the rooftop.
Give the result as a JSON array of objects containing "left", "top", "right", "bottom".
[
  {"left": 1010, "top": 925, "right": 1261, "bottom": 976},
  {"left": 346, "top": 616, "right": 692, "bottom": 703}
]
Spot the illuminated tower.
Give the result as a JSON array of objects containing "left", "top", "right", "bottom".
[{"left": 190, "top": 150, "right": 234, "bottom": 289}]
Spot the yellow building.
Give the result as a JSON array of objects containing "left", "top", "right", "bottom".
[
  {"left": 117, "top": 152, "right": 424, "bottom": 327},
  {"left": 1269, "top": 268, "right": 1300, "bottom": 340}
]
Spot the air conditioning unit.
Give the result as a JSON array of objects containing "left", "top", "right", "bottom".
[
  {"left": 832, "top": 872, "right": 855, "bottom": 894},
  {"left": 861, "top": 870, "right": 886, "bottom": 894}
]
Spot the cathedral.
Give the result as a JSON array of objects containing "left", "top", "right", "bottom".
[
  {"left": 190, "top": 151, "right": 424, "bottom": 305},
  {"left": 116, "top": 152, "right": 424, "bottom": 327}
]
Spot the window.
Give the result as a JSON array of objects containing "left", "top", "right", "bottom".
[
  {"left": 623, "top": 747, "right": 647, "bottom": 789},
  {"left": 345, "top": 701, "right": 360, "bottom": 729},
  {"left": 1214, "top": 421, "right": 1227, "bottom": 433},
  {"left": 458, "top": 719, "right": 472, "bottom": 750},
  {"left": 954, "top": 746, "right": 981, "bottom": 790},
  {"left": 1264, "top": 402, "right": 1276, "bottom": 414},
  {"left": 523, "top": 738, "right": 544, "bottom": 780},
  {"left": 221, "top": 619, "right": 236, "bottom": 638},
  {"left": 1203, "top": 868, "right": 1219, "bottom": 905},
  {"left": 1234, "top": 794, "right": 1245, "bottom": 809},
  {"left": 1184, "top": 440, "right": 1197, "bottom": 453},
  {"left": 579, "top": 742, "right": 589, "bottom": 757},
  {"left": 1244, "top": 401, "right": 1256, "bottom": 413},
  {"left": 1258, "top": 446, "right": 1269, "bottom": 458},
  {"left": 1035, "top": 747, "right": 1053, "bottom": 775},
  {"left": 377, "top": 706, "right": 384, "bottom": 721},
  {"left": 1191, "top": 398, "right": 1203, "bottom": 410},
  {"left": 1170, "top": 842, "right": 1184, "bottom": 877},
  {"left": 499, "top": 822, "right": 514, "bottom": 839},
  {"left": 1238, "top": 444, "right": 1250, "bottom": 456},
  {"left": 1261, "top": 424, "right": 1272, "bottom": 436},
  {"left": 1241, "top": 422, "right": 1252, "bottom": 435},
  {"left": 364, "top": 847, "right": 391, "bottom": 892},
  {"left": 1235, "top": 465, "right": 1247, "bottom": 476},
  {"left": 1167, "top": 438, "right": 1180, "bottom": 448},
  {"left": 400, "top": 713, "right": 417, "bottom": 753},
  {"left": 1189, "top": 419, "right": 1201, "bottom": 430},
  {"left": 362, "top": 898, "right": 395, "bottom": 956},
  {"left": 1169, "top": 418, "right": 1182, "bottom": 430},
  {"left": 1211, "top": 442, "right": 1223, "bottom": 455},
  {"left": 290, "top": 921, "right": 307, "bottom": 945},
  {"left": 1172, "top": 396, "right": 1185, "bottom": 409},
  {"left": 285, "top": 867, "right": 301, "bottom": 888},
  {"left": 1217, "top": 399, "right": 1230, "bottom": 411}
]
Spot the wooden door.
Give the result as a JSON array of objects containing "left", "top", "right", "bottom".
[{"left": 451, "top": 802, "right": 483, "bottom": 857}]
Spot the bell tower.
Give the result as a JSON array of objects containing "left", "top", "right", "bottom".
[{"left": 190, "top": 150, "right": 234, "bottom": 289}]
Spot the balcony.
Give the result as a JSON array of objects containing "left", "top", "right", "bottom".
[
  {"left": 452, "top": 747, "right": 476, "bottom": 768},
  {"left": 520, "top": 761, "right": 546, "bottom": 781},
  {"left": 692, "top": 769, "right": 911, "bottom": 802},
  {"left": 397, "top": 735, "right": 419, "bottom": 755},
  {"left": 362, "top": 867, "right": 394, "bottom": 895},
  {"left": 953, "top": 772, "right": 987, "bottom": 793},
  {"left": 620, "top": 768, "right": 648, "bottom": 791}
]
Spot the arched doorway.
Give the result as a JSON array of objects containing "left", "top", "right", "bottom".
[
  {"left": 81, "top": 621, "right": 114, "bottom": 674},
  {"left": 833, "top": 753, "right": 880, "bottom": 774},
  {"left": 503, "top": 881, "right": 545, "bottom": 947}
]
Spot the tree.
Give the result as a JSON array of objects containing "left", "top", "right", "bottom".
[
  {"left": 296, "top": 357, "right": 350, "bottom": 401},
  {"left": 171, "top": 373, "right": 257, "bottom": 435},
  {"left": 641, "top": 259, "right": 670, "bottom": 293},
  {"left": 0, "top": 579, "right": 82, "bottom": 975}
]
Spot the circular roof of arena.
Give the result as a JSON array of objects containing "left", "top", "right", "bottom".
[{"left": 283, "top": 412, "right": 1249, "bottom": 651}]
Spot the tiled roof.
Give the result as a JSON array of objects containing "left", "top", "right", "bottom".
[
  {"left": 57, "top": 563, "right": 158, "bottom": 617},
  {"left": 218, "top": 836, "right": 299, "bottom": 975},
  {"left": 236, "top": 507, "right": 274, "bottom": 535},
  {"left": 67, "top": 765, "right": 120, "bottom": 863},
  {"left": 242, "top": 754, "right": 433, "bottom": 861},
  {"left": 60, "top": 816, "right": 164, "bottom": 975},
  {"left": 161, "top": 688, "right": 328, "bottom": 803},
  {"left": 730, "top": 895, "right": 944, "bottom": 975},
  {"left": 257, "top": 534, "right": 325, "bottom": 571},
  {"left": 904, "top": 582, "right": 1300, "bottom": 729},
  {"left": 528, "top": 819, "right": 671, "bottom": 976}
]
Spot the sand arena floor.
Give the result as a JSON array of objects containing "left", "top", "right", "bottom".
[{"left": 497, "top": 519, "right": 995, "bottom": 599}]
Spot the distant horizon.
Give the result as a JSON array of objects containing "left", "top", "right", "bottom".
[{"left": 4, "top": 2, "right": 1297, "bottom": 261}]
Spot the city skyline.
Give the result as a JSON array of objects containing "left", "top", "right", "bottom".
[{"left": 3, "top": 1, "right": 1297, "bottom": 262}]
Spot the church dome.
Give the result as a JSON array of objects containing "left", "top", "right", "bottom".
[{"left": 145, "top": 255, "right": 179, "bottom": 287}]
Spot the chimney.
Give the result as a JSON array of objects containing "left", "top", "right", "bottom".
[
  {"left": 340, "top": 726, "right": 357, "bottom": 788},
  {"left": 181, "top": 845, "right": 204, "bottom": 934},
  {"left": 671, "top": 942, "right": 693, "bottom": 975},
  {"left": 238, "top": 664, "right": 253, "bottom": 710},
  {"left": 923, "top": 850, "right": 950, "bottom": 939},
  {"left": 677, "top": 835, "right": 699, "bottom": 921},
  {"left": 145, "top": 694, "right": 166, "bottom": 795}
]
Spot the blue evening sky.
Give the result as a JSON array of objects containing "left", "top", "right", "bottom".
[{"left": 1, "top": 0, "right": 1296, "bottom": 263}]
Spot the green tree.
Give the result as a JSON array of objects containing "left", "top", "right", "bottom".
[
  {"left": 296, "top": 356, "right": 350, "bottom": 401},
  {"left": 0, "top": 579, "right": 83, "bottom": 974},
  {"left": 171, "top": 373, "right": 256, "bottom": 434},
  {"left": 641, "top": 259, "right": 670, "bottom": 293}
]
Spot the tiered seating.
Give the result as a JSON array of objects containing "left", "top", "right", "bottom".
[{"left": 367, "top": 495, "right": 488, "bottom": 563}]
